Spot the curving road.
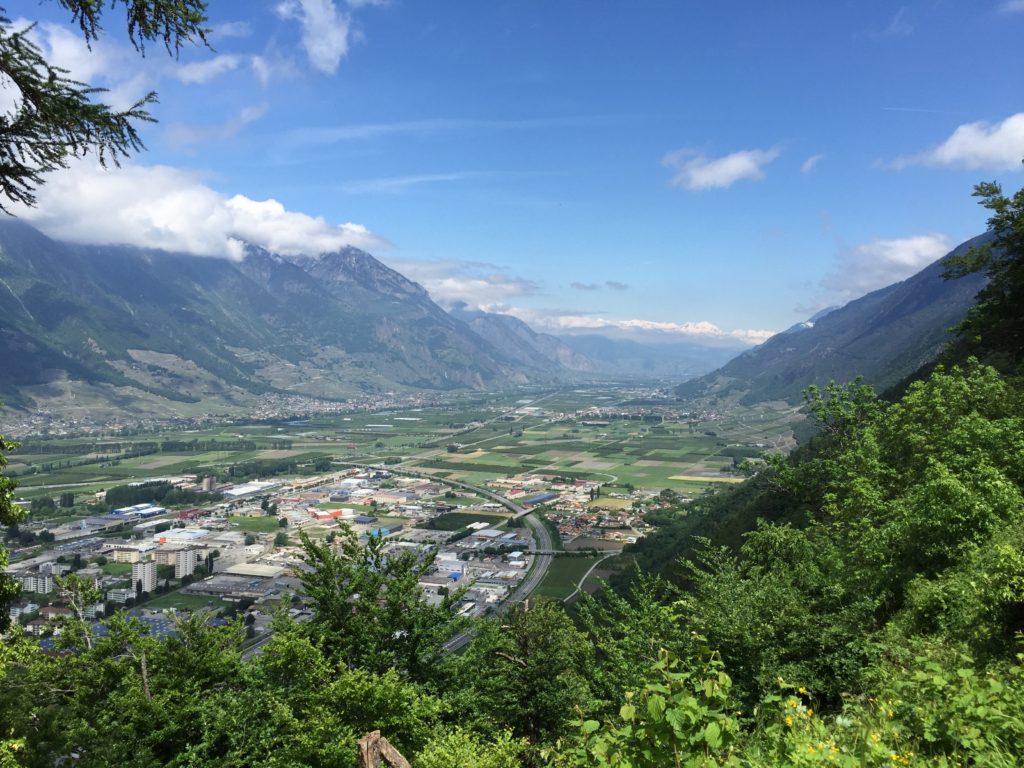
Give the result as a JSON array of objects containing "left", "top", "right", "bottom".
[{"left": 338, "top": 462, "right": 555, "bottom": 605}]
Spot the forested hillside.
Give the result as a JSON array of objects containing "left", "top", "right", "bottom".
[
  {"left": 0, "top": 179, "right": 1022, "bottom": 766},
  {"left": 675, "top": 237, "right": 989, "bottom": 406}
]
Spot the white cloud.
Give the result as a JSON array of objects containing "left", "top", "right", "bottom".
[
  {"left": 883, "top": 7, "right": 913, "bottom": 36},
  {"left": 16, "top": 19, "right": 154, "bottom": 110},
  {"left": 569, "top": 280, "right": 629, "bottom": 292},
  {"left": 663, "top": 147, "right": 780, "bottom": 190},
  {"left": 999, "top": 0, "right": 1024, "bottom": 12},
  {"left": 890, "top": 113, "right": 1024, "bottom": 171},
  {"left": 491, "top": 306, "right": 773, "bottom": 345},
  {"left": 211, "top": 21, "right": 253, "bottom": 38},
  {"left": 819, "top": 233, "right": 952, "bottom": 305},
  {"left": 13, "top": 161, "right": 383, "bottom": 259},
  {"left": 165, "top": 105, "right": 268, "bottom": 147},
  {"left": 801, "top": 154, "right": 824, "bottom": 173},
  {"left": 174, "top": 54, "right": 244, "bottom": 84},
  {"left": 250, "top": 53, "right": 298, "bottom": 86},
  {"left": 276, "top": 0, "right": 352, "bottom": 74},
  {"left": 382, "top": 258, "right": 540, "bottom": 307},
  {"left": 341, "top": 172, "right": 481, "bottom": 194},
  {"left": 0, "top": 71, "right": 23, "bottom": 118}
]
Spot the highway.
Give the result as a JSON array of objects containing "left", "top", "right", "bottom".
[{"left": 334, "top": 463, "right": 559, "bottom": 653}]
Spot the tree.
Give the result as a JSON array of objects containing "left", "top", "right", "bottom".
[
  {"left": 59, "top": 491, "right": 75, "bottom": 508},
  {"left": 278, "top": 516, "right": 288, "bottom": 527},
  {"left": 944, "top": 172, "right": 1024, "bottom": 370},
  {"left": 244, "top": 534, "right": 256, "bottom": 546},
  {"left": 31, "top": 496, "right": 56, "bottom": 514},
  {"left": 575, "top": 571, "right": 690, "bottom": 709},
  {"left": 273, "top": 531, "right": 288, "bottom": 547},
  {"left": 55, "top": 572, "right": 103, "bottom": 650},
  {"left": 0, "top": 2, "right": 209, "bottom": 211},
  {"left": 447, "top": 601, "right": 595, "bottom": 748},
  {"left": 0, "top": 434, "right": 25, "bottom": 629},
  {"left": 297, "top": 527, "right": 466, "bottom": 682}
]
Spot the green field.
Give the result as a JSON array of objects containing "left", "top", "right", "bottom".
[
  {"left": 227, "top": 516, "right": 282, "bottom": 533},
  {"left": 144, "top": 591, "right": 224, "bottom": 612},
  {"left": 6, "top": 390, "right": 801, "bottom": 516},
  {"left": 100, "top": 562, "right": 133, "bottom": 576},
  {"left": 419, "top": 512, "right": 508, "bottom": 531},
  {"left": 430, "top": 494, "right": 484, "bottom": 506},
  {"left": 533, "top": 555, "right": 607, "bottom": 600}
]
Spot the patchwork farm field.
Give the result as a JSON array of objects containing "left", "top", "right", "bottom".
[
  {"left": 399, "top": 396, "right": 802, "bottom": 494},
  {"left": 7, "top": 388, "right": 803, "bottom": 505}
]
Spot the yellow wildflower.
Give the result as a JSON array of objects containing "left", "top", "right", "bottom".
[{"left": 870, "top": 733, "right": 881, "bottom": 744}]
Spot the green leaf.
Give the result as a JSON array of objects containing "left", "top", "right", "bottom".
[
  {"left": 646, "top": 694, "right": 666, "bottom": 722},
  {"left": 704, "top": 721, "right": 722, "bottom": 748}
]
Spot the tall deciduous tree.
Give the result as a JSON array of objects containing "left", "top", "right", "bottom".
[
  {"left": 944, "top": 172, "right": 1024, "bottom": 370},
  {"left": 447, "top": 601, "right": 595, "bottom": 749},
  {"left": 0, "top": 434, "right": 24, "bottom": 630},
  {"left": 297, "top": 527, "right": 465, "bottom": 682}
]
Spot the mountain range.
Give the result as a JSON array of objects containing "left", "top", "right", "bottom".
[
  {"left": 0, "top": 221, "right": 581, "bottom": 418},
  {"left": 0, "top": 220, "right": 991, "bottom": 424},
  {"left": 675, "top": 234, "right": 991, "bottom": 405}
]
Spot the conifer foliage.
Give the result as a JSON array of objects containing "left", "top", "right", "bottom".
[{"left": 0, "top": 1, "right": 208, "bottom": 210}]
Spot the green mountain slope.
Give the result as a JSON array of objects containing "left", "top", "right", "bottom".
[
  {"left": 0, "top": 221, "right": 556, "bottom": 417},
  {"left": 676, "top": 234, "right": 991, "bottom": 404}
]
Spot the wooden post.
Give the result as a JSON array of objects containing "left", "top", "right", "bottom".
[{"left": 357, "top": 731, "right": 411, "bottom": 768}]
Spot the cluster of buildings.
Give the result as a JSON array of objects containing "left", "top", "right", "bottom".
[
  {"left": 7, "top": 459, "right": 640, "bottom": 641},
  {"left": 477, "top": 472, "right": 652, "bottom": 545},
  {"left": 0, "top": 388, "right": 478, "bottom": 437}
]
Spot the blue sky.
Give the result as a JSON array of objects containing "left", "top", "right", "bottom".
[{"left": 8, "top": 0, "right": 1024, "bottom": 345}]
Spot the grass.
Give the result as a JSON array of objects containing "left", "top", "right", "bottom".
[
  {"left": 9, "top": 396, "right": 800, "bottom": 518},
  {"left": 100, "top": 562, "right": 133, "bottom": 576},
  {"left": 145, "top": 591, "right": 223, "bottom": 612},
  {"left": 533, "top": 555, "right": 606, "bottom": 599},
  {"left": 430, "top": 495, "right": 485, "bottom": 506},
  {"left": 227, "top": 515, "right": 283, "bottom": 533},
  {"left": 419, "top": 512, "right": 508, "bottom": 531}
]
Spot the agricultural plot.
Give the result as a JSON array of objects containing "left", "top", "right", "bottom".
[
  {"left": 418, "top": 511, "right": 509, "bottom": 531},
  {"left": 227, "top": 516, "right": 282, "bottom": 533},
  {"left": 101, "top": 562, "right": 133, "bottom": 576},
  {"left": 533, "top": 555, "right": 607, "bottom": 600},
  {"left": 144, "top": 591, "right": 223, "bottom": 612},
  {"left": 428, "top": 495, "right": 485, "bottom": 506},
  {"left": 7, "top": 391, "right": 800, "bottom": 512}
]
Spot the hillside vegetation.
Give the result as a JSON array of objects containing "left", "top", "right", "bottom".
[
  {"left": 676, "top": 237, "right": 989, "bottom": 406},
  {"left": 0, "top": 179, "right": 1022, "bottom": 766}
]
